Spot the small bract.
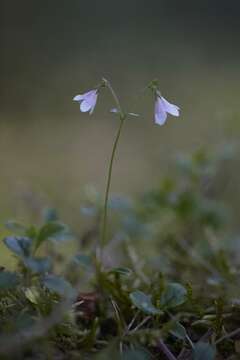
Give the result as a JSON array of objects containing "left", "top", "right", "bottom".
[
  {"left": 154, "top": 95, "right": 180, "bottom": 125},
  {"left": 110, "top": 108, "right": 139, "bottom": 117},
  {"left": 73, "top": 89, "right": 98, "bottom": 114}
]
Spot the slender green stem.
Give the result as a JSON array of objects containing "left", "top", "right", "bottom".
[
  {"left": 98, "top": 79, "right": 126, "bottom": 262},
  {"left": 101, "top": 116, "right": 125, "bottom": 246}
]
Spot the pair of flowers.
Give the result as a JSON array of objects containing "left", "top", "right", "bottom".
[{"left": 73, "top": 86, "right": 180, "bottom": 126}]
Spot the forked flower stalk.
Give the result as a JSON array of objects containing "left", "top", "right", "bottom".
[{"left": 97, "top": 78, "right": 126, "bottom": 262}]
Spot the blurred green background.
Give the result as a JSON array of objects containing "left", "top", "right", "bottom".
[{"left": 1, "top": 0, "right": 240, "bottom": 232}]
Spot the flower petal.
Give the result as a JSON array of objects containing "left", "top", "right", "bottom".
[
  {"left": 80, "top": 100, "right": 93, "bottom": 112},
  {"left": 89, "top": 100, "right": 97, "bottom": 114},
  {"left": 160, "top": 96, "right": 180, "bottom": 116},
  {"left": 154, "top": 98, "right": 167, "bottom": 125},
  {"left": 82, "top": 90, "right": 98, "bottom": 99},
  {"left": 81, "top": 91, "right": 98, "bottom": 113},
  {"left": 73, "top": 94, "right": 84, "bottom": 101},
  {"left": 85, "top": 91, "right": 97, "bottom": 104},
  {"left": 82, "top": 90, "right": 97, "bottom": 104},
  {"left": 155, "top": 109, "right": 167, "bottom": 125},
  {"left": 74, "top": 90, "right": 97, "bottom": 104},
  {"left": 74, "top": 89, "right": 98, "bottom": 114}
]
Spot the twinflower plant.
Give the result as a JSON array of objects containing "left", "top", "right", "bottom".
[{"left": 73, "top": 78, "right": 181, "bottom": 262}]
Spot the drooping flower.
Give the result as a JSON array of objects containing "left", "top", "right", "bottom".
[
  {"left": 154, "top": 94, "right": 180, "bottom": 126},
  {"left": 73, "top": 89, "right": 98, "bottom": 114}
]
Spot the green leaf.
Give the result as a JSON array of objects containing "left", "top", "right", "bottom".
[
  {"left": 5, "top": 220, "right": 26, "bottom": 233},
  {"left": 14, "top": 313, "right": 35, "bottom": 331},
  {"left": 109, "top": 267, "right": 132, "bottom": 277},
  {"left": 25, "top": 225, "right": 38, "bottom": 240},
  {"left": 72, "top": 254, "right": 93, "bottom": 270},
  {"left": 122, "top": 349, "right": 150, "bottom": 360},
  {"left": 35, "top": 222, "right": 66, "bottom": 251},
  {"left": 160, "top": 282, "right": 187, "bottom": 309},
  {"left": 23, "top": 257, "right": 51, "bottom": 274},
  {"left": 25, "top": 287, "right": 39, "bottom": 304},
  {"left": 0, "top": 271, "right": 19, "bottom": 289},
  {"left": 130, "top": 290, "right": 161, "bottom": 315},
  {"left": 81, "top": 205, "right": 98, "bottom": 217},
  {"left": 43, "top": 274, "right": 75, "bottom": 298},
  {"left": 109, "top": 196, "right": 132, "bottom": 211},
  {"left": 94, "top": 340, "right": 120, "bottom": 359},
  {"left": 42, "top": 207, "right": 59, "bottom": 222},
  {"left": 193, "top": 342, "right": 216, "bottom": 360},
  {"left": 3, "top": 236, "right": 32, "bottom": 257},
  {"left": 169, "top": 320, "right": 187, "bottom": 340}
]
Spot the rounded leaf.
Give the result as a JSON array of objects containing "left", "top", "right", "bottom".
[
  {"left": 160, "top": 282, "right": 187, "bottom": 309},
  {"left": 130, "top": 290, "right": 161, "bottom": 315},
  {"left": 3, "top": 236, "right": 32, "bottom": 257},
  {"left": 0, "top": 271, "right": 19, "bottom": 290}
]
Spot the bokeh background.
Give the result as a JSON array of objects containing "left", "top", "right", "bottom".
[{"left": 1, "top": 0, "right": 240, "bottom": 234}]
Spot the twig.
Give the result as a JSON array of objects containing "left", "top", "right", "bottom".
[
  {"left": 129, "top": 316, "right": 151, "bottom": 333},
  {"left": 157, "top": 338, "right": 178, "bottom": 360},
  {"left": 215, "top": 327, "right": 240, "bottom": 345},
  {"left": 126, "top": 310, "right": 140, "bottom": 332}
]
